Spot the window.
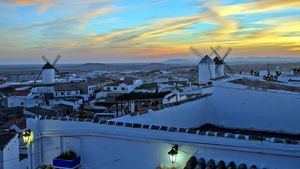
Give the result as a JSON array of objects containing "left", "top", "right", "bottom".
[
  {"left": 121, "top": 87, "right": 125, "bottom": 90},
  {"left": 61, "top": 92, "right": 64, "bottom": 95},
  {"left": 107, "top": 87, "right": 110, "bottom": 90},
  {"left": 66, "top": 91, "right": 71, "bottom": 95},
  {"left": 114, "top": 87, "right": 117, "bottom": 90}
]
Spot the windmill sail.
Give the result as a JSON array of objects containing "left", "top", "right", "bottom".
[
  {"left": 210, "top": 46, "right": 234, "bottom": 75},
  {"left": 34, "top": 55, "right": 61, "bottom": 84}
]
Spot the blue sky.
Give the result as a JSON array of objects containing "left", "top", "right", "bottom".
[{"left": 0, "top": 0, "right": 299, "bottom": 64}]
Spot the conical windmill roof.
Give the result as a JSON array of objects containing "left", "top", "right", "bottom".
[
  {"left": 42, "top": 62, "right": 54, "bottom": 69},
  {"left": 199, "top": 55, "right": 214, "bottom": 64},
  {"left": 213, "top": 57, "right": 224, "bottom": 65}
]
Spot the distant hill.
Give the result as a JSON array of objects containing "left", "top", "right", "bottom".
[
  {"left": 162, "top": 59, "right": 195, "bottom": 65},
  {"left": 228, "top": 57, "right": 300, "bottom": 65},
  {"left": 1, "top": 57, "right": 299, "bottom": 76},
  {"left": 83, "top": 63, "right": 107, "bottom": 66},
  {"left": 78, "top": 63, "right": 109, "bottom": 69},
  {"left": 59, "top": 62, "right": 181, "bottom": 72}
]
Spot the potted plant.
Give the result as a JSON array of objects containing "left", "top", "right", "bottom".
[
  {"left": 38, "top": 164, "right": 53, "bottom": 169},
  {"left": 53, "top": 150, "right": 81, "bottom": 168}
]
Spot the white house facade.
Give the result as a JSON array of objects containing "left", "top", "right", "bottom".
[{"left": 0, "top": 132, "right": 20, "bottom": 169}]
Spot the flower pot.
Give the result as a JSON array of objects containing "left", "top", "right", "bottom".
[{"left": 53, "top": 156, "right": 81, "bottom": 168}]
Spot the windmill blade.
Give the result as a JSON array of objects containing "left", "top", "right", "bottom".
[
  {"left": 215, "top": 64, "right": 221, "bottom": 71},
  {"left": 210, "top": 46, "right": 222, "bottom": 60},
  {"left": 222, "top": 47, "right": 232, "bottom": 60},
  {"left": 193, "top": 46, "right": 204, "bottom": 57},
  {"left": 34, "top": 70, "right": 43, "bottom": 83},
  {"left": 54, "top": 67, "right": 60, "bottom": 74},
  {"left": 42, "top": 56, "right": 50, "bottom": 63},
  {"left": 190, "top": 46, "right": 203, "bottom": 59},
  {"left": 224, "top": 62, "right": 234, "bottom": 73},
  {"left": 207, "top": 64, "right": 212, "bottom": 79},
  {"left": 53, "top": 54, "right": 61, "bottom": 65},
  {"left": 215, "top": 64, "right": 221, "bottom": 75},
  {"left": 209, "top": 45, "right": 221, "bottom": 57}
]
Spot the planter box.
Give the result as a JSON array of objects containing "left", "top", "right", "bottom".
[{"left": 53, "top": 156, "right": 81, "bottom": 168}]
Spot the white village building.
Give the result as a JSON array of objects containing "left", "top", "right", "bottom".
[
  {"left": 103, "top": 77, "right": 143, "bottom": 94},
  {"left": 0, "top": 131, "right": 20, "bottom": 169},
  {"left": 162, "top": 92, "right": 187, "bottom": 104},
  {"left": 31, "top": 82, "right": 95, "bottom": 103},
  {"left": 7, "top": 90, "right": 41, "bottom": 108}
]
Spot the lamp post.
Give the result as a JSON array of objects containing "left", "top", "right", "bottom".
[
  {"left": 168, "top": 145, "right": 178, "bottom": 163},
  {"left": 22, "top": 129, "right": 32, "bottom": 145}
]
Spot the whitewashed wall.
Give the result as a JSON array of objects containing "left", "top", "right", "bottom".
[
  {"left": 3, "top": 135, "right": 20, "bottom": 169},
  {"left": 20, "top": 158, "right": 29, "bottom": 169},
  {"left": 114, "top": 97, "right": 211, "bottom": 128},
  {"left": 0, "top": 150, "right": 3, "bottom": 169},
  {"left": 7, "top": 96, "right": 39, "bottom": 108},
  {"left": 27, "top": 119, "right": 300, "bottom": 169},
  {"left": 199, "top": 63, "right": 215, "bottom": 83},
  {"left": 208, "top": 85, "right": 300, "bottom": 133},
  {"left": 116, "top": 84, "right": 300, "bottom": 133}
]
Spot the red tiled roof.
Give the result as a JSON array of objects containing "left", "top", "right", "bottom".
[
  {"left": 0, "top": 130, "right": 17, "bottom": 150},
  {"left": 9, "top": 90, "right": 30, "bottom": 96},
  {"left": 6, "top": 118, "right": 26, "bottom": 129}
]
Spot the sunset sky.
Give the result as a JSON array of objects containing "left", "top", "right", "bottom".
[{"left": 0, "top": 0, "right": 299, "bottom": 64}]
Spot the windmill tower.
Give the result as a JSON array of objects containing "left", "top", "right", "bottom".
[
  {"left": 211, "top": 47, "right": 233, "bottom": 77},
  {"left": 190, "top": 46, "right": 216, "bottom": 83},
  {"left": 199, "top": 55, "right": 216, "bottom": 82},
  {"left": 35, "top": 55, "right": 61, "bottom": 84},
  {"left": 42, "top": 62, "right": 55, "bottom": 84}
]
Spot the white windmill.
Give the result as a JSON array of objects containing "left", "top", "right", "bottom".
[
  {"left": 211, "top": 47, "right": 234, "bottom": 77},
  {"left": 190, "top": 46, "right": 218, "bottom": 83},
  {"left": 35, "top": 55, "right": 61, "bottom": 84}
]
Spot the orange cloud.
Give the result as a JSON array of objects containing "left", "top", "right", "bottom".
[
  {"left": 217, "top": 0, "right": 300, "bottom": 16},
  {"left": 11, "top": 0, "right": 110, "bottom": 13},
  {"left": 12, "top": 0, "right": 54, "bottom": 13},
  {"left": 3, "top": 0, "right": 300, "bottom": 60}
]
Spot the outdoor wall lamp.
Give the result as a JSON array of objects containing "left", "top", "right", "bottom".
[
  {"left": 22, "top": 129, "right": 32, "bottom": 145},
  {"left": 168, "top": 145, "right": 178, "bottom": 163}
]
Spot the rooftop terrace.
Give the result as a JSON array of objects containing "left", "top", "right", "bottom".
[
  {"left": 229, "top": 78, "right": 300, "bottom": 92},
  {"left": 37, "top": 116, "right": 300, "bottom": 146}
]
